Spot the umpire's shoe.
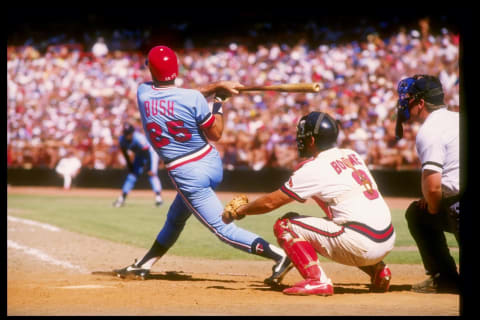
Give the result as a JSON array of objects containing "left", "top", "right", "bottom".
[
  {"left": 264, "top": 255, "right": 294, "bottom": 286},
  {"left": 114, "top": 261, "right": 150, "bottom": 280},
  {"left": 412, "top": 273, "right": 459, "bottom": 294}
]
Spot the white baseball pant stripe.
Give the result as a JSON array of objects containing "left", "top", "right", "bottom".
[{"left": 287, "top": 216, "right": 395, "bottom": 267}]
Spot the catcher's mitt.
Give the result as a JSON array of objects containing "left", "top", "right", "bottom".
[{"left": 222, "top": 194, "right": 248, "bottom": 224}]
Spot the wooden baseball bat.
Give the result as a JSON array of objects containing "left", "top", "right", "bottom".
[{"left": 237, "top": 83, "right": 320, "bottom": 93}]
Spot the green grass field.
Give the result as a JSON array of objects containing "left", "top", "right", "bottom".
[{"left": 7, "top": 192, "right": 459, "bottom": 264}]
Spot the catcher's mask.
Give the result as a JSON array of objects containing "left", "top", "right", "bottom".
[
  {"left": 296, "top": 111, "right": 338, "bottom": 157},
  {"left": 395, "top": 74, "right": 445, "bottom": 139}
]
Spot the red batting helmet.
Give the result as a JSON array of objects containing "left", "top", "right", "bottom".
[{"left": 147, "top": 46, "right": 178, "bottom": 82}]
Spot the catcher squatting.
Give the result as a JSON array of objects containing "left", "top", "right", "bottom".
[{"left": 223, "top": 112, "right": 395, "bottom": 296}]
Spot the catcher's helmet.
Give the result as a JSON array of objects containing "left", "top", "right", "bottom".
[
  {"left": 395, "top": 74, "right": 445, "bottom": 139},
  {"left": 296, "top": 111, "right": 339, "bottom": 157},
  {"left": 146, "top": 46, "right": 178, "bottom": 82}
]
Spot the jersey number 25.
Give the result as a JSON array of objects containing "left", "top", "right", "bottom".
[{"left": 146, "top": 121, "right": 192, "bottom": 148}]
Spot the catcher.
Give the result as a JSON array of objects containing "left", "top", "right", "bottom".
[{"left": 223, "top": 111, "right": 396, "bottom": 296}]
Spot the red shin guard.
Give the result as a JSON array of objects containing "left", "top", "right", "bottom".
[{"left": 274, "top": 218, "right": 322, "bottom": 280}]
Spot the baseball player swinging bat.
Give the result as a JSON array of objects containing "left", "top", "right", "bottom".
[{"left": 237, "top": 83, "right": 320, "bottom": 93}]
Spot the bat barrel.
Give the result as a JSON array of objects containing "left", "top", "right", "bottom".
[{"left": 238, "top": 83, "right": 320, "bottom": 93}]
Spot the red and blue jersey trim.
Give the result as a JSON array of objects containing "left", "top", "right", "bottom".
[
  {"left": 280, "top": 185, "right": 306, "bottom": 203},
  {"left": 199, "top": 112, "right": 215, "bottom": 129},
  {"left": 165, "top": 144, "right": 213, "bottom": 170},
  {"left": 289, "top": 219, "right": 394, "bottom": 243}
]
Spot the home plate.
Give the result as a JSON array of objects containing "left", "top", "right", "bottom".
[{"left": 57, "top": 285, "right": 115, "bottom": 289}]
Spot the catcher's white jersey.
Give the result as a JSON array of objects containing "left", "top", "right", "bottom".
[
  {"left": 281, "top": 147, "right": 392, "bottom": 230},
  {"left": 415, "top": 108, "right": 459, "bottom": 197}
]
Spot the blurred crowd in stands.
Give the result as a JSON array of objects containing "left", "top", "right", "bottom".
[{"left": 7, "top": 17, "right": 459, "bottom": 171}]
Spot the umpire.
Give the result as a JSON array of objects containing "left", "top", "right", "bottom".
[{"left": 396, "top": 74, "right": 460, "bottom": 293}]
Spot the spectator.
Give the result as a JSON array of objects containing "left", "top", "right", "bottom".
[
  {"left": 7, "top": 20, "right": 459, "bottom": 172},
  {"left": 92, "top": 37, "right": 108, "bottom": 58}
]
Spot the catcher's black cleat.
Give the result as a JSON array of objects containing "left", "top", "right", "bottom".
[
  {"left": 264, "top": 256, "right": 293, "bottom": 286},
  {"left": 114, "top": 261, "right": 150, "bottom": 280}
]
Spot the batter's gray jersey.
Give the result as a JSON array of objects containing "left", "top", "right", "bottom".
[{"left": 415, "top": 108, "right": 459, "bottom": 197}]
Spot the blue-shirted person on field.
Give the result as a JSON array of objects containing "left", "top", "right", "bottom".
[
  {"left": 113, "top": 122, "right": 163, "bottom": 207},
  {"left": 114, "top": 45, "right": 292, "bottom": 285}
]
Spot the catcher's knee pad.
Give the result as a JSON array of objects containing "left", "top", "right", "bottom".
[
  {"left": 273, "top": 217, "right": 322, "bottom": 280},
  {"left": 273, "top": 217, "right": 295, "bottom": 246},
  {"left": 273, "top": 212, "right": 301, "bottom": 245}
]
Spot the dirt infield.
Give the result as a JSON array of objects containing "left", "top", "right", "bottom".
[{"left": 7, "top": 187, "right": 460, "bottom": 316}]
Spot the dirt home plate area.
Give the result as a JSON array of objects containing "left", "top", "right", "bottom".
[{"left": 7, "top": 187, "right": 460, "bottom": 316}]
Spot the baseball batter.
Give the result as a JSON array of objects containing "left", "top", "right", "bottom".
[
  {"left": 113, "top": 122, "right": 163, "bottom": 207},
  {"left": 223, "top": 111, "right": 395, "bottom": 296},
  {"left": 114, "top": 45, "right": 292, "bottom": 284}
]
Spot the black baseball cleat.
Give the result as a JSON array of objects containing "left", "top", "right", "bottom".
[
  {"left": 411, "top": 274, "right": 459, "bottom": 294},
  {"left": 264, "top": 256, "right": 294, "bottom": 286},
  {"left": 114, "top": 261, "right": 150, "bottom": 280}
]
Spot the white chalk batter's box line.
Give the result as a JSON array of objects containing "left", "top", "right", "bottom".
[
  {"left": 8, "top": 215, "right": 88, "bottom": 273},
  {"left": 8, "top": 215, "right": 60, "bottom": 232},
  {"left": 7, "top": 239, "right": 88, "bottom": 273}
]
